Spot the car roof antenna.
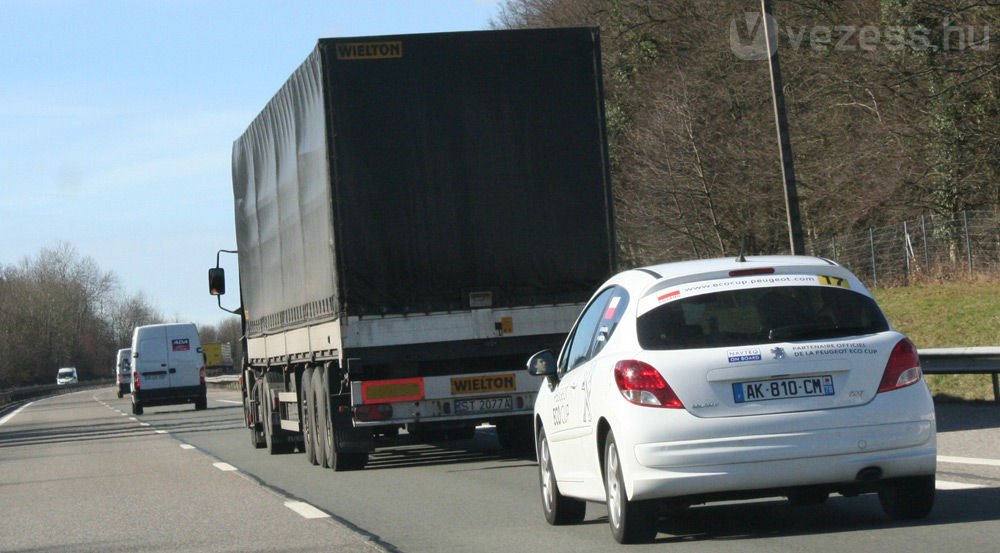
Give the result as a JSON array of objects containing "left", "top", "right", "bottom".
[{"left": 736, "top": 243, "right": 747, "bottom": 263}]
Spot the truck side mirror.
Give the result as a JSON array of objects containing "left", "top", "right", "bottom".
[{"left": 208, "top": 268, "right": 226, "bottom": 296}]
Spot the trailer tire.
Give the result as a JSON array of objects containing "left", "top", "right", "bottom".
[
  {"left": 301, "top": 367, "right": 317, "bottom": 465},
  {"left": 496, "top": 415, "right": 534, "bottom": 455},
  {"left": 264, "top": 373, "right": 292, "bottom": 454},
  {"left": 311, "top": 369, "right": 329, "bottom": 468}
]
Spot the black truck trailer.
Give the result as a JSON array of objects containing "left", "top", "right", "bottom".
[{"left": 210, "top": 27, "right": 615, "bottom": 470}]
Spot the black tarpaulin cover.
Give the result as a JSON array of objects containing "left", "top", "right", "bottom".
[{"left": 233, "top": 28, "right": 615, "bottom": 335}]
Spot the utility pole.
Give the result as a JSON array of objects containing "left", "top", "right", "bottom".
[{"left": 761, "top": 0, "right": 805, "bottom": 255}]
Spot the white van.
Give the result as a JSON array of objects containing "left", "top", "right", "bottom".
[
  {"left": 56, "top": 367, "right": 78, "bottom": 385},
  {"left": 130, "top": 323, "right": 207, "bottom": 415},
  {"left": 115, "top": 348, "right": 132, "bottom": 398}
]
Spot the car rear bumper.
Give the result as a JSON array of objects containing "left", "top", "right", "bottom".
[
  {"left": 629, "top": 440, "right": 937, "bottom": 500},
  {"left": 622, "top": 384, "right": 937, "bottom": 501}
]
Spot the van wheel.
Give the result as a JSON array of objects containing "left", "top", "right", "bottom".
[
  {"left": 311, "top": 369, "right": 328, "bottom": 468},
  {"left": 301, "top": 367, "right": 317, "bottom": 465},
  {"left": 195, "top": 396, "right": 208, "bottom": 411},
  {"left": 132, "top": 401, "right": 143, "bottom": 416},
  {"left": 117, "top": 390, "right": 123, "bottom": 399}
]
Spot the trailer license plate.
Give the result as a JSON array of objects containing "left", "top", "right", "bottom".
[
  {"left": 733, "top": 375, "right": 834, "bottom": 403},
  {"left": 455, "top": 396, "right": 513, "bottom": 414}
]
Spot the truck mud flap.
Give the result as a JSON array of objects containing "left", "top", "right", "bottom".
[{"left": 333, "top": 410, "right": 373, "bottom": 453}]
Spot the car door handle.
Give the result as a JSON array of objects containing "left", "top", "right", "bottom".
[{"left": 168, "top": 368, "right": 176, "bottom": 374}]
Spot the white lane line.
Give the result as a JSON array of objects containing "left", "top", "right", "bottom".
[
  {"left": 938, "top": 455, "right": 1000, "bottom": 468},
  {"left": 937, "top": 480, "right": 986, "bottom": 490},
  {"left": 216, "top": 399, "right": 242, "bottom": 405},
  {"left": 284, "top": 501, "right": 331, "bottom": 519},
  {"left": 179, "top": 444, "right": 196, "bottom": 450},
  {"left": 139, "top": 422, "right": 151, "bottom": 427},
  {"left": 0, "top": 402, "right": 33, "bottom": 426},
  {"left": 129, "top": 417, "right": 138, "bottom": 421},
  {"left": 213, "top": 462, "right": 238, "bottom": 472},
  {"left": 154, "top": 430, "right": 168, "bottom": 434}
]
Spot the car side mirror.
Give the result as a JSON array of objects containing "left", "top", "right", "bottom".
[
  {"left": 526, "top": 350, "right": 557, "bottom": 377},
  {"left": 208, "top": 267, "right": 226, "bottom": 296}
]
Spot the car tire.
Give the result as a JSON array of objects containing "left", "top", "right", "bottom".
[
  {"left": 133, "top": 401, "right": 143, "bottom": 416},
  {"left": 195, "top": 396, "right": 208, "bottom": 411},
  {"left": 301, "top": 367, "right": 317, "bottom": 465},
  {"left": 311, "top": 369, "right": 329, "bottom": 469},
  {"left": 879, "top": 475, "right": 935, "bottom": 520},
  {"left": 117, "top": 390, "right": 123, "bottom": 399},
  {"left": 605, "top": 432, "right": 657, "bottom": 544},
  {"left": 537, "top": 426, "right": 586, "bottom": 525}
]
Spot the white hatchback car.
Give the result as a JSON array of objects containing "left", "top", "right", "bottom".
[{"left": 528, "top": 256, "right": 936, "bottom": 543}]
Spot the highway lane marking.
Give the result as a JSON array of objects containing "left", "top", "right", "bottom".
[
  {"left": 213, "top": 462, "right": 239, "bottom": 472},
  {"left": 938, "top": 455, "right": 1000, "bottom": 468},
  {"left": 154, "top": 430, "right": 168, "bottom": 434},
  {"left": 140, "top": 422, "right": 151, "bottom": 427},
  {"left": 216, "top": 400, "right": 242, "bottom": 405},
  {"left": 284, "top": 501, "right": 331, "bottom": 519},
  {"left": 180, "top": 444, "right": 195, "bottom": 450},
  {"left": 937, "top": 480, "right": 986, "bottom": 490},
  {"left": 0, "top": 402, "right": 33, "bottom": 426}
]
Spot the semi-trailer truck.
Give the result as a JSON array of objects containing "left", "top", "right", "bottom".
[{"left": 209, "top": 27, "right": 615, "bottom": 470}]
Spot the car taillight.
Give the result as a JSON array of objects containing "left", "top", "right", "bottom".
[
  {"left": 133, "top": 371, "right": 141, "bottom": 390},
  {"left": 354, "top": 403, "right": 393, "bottom": 421},
  {"left": 200, "top": 366, "right": 206, "bottom": 385},
  {"left": 613, "top": 360, "right": 684, "bottom": 408},
  {"left": 878, "top": 338, "right": 922, "bottom": 393}
]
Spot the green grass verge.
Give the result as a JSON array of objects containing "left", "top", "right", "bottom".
[{"left": 873, "top": 280, "right": 1000, "bottom": 402}]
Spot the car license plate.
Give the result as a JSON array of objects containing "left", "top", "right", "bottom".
[
  {"left": 733, "top": 375, "right": 834, "bottom": 403},
  {"left": 143, "top": 373, "right": 165, "bottom": 381},
  {"left": 455, "top": 396, "right": 513, "bottom": 414}
]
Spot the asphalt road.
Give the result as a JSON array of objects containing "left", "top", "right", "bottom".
[{"left": 3, "top": 387, "right": 999, "bottom": 552}]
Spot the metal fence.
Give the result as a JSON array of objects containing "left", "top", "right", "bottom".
[{"left": 812, "top": 210, "right": 1000, "bottom": 287}]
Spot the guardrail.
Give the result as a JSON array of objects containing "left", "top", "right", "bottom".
[{"left": 920, "top": 347, "right": 1000, "bottom": 402}]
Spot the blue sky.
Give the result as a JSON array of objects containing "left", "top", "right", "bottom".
[{"left": 0, "top": 0, "right": 505, "bottom": 327}]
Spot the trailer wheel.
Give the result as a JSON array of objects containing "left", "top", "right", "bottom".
[
  {"left": 496, "top": 415, "right": 535, "bottom": 455},
  {"left": 264, "top": 373, "right": 292, "bottom": 454},
  {"left": 301, "top": 367, "right": 317, "bottom": 465},
  {"left": 311, "top": 369, "right": 329, "bottom": 468}
]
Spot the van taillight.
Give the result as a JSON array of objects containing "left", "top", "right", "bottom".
[
  {"left": 200, "top": 366, "right": 206, "bottom": 385},
  {"left": 878, "top": 338, "right": 922, "bottom": 393},
  {"left": 133, "top": 371, "right": 141, "bottom": 390}
]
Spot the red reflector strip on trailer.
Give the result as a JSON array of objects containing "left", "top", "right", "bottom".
[{"left": 362, "top": 377, "right": 424, "bottom": 403}]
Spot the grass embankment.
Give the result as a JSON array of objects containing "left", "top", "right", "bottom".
[{"left": 873, "top": 280, "right": 1000, "bottom": 402}]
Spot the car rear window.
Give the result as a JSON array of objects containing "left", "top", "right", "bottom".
[{"left": 637, "top": 285, "right": 889, "bottom": 350}]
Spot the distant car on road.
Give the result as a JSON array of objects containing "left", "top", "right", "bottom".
[
  {"left": 528, "top": 256, "right": 937, "bottom": 543},
  {"left": 56, "top": 367, "right": 78, "bottom": 385}
]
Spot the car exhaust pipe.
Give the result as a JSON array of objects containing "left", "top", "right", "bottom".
[{"left": 856, "top": 466, "right": 883, "bottom": 482}]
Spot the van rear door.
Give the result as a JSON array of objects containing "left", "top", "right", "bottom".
[
  {"left": 166, "top": 326, "right": 202, "bottom": 388},
  {"left": 136, "top": 327, "right": 170, "bottom": 392}
]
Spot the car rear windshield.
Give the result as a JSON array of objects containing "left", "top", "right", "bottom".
[{"left": 638, "top": 285, "right": 889, "bottom": 350}]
